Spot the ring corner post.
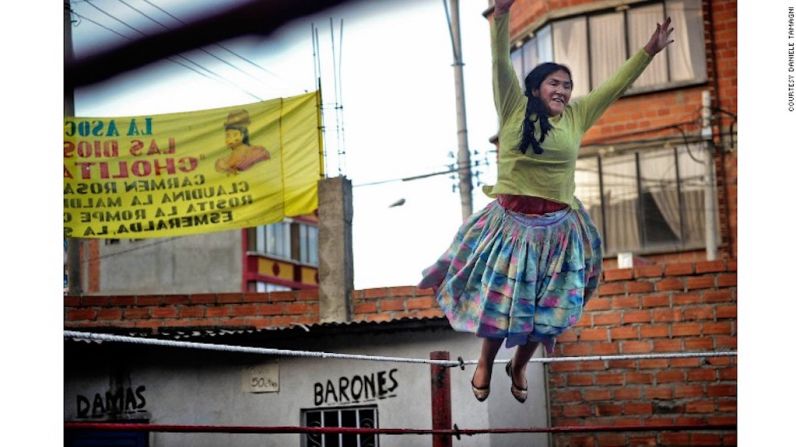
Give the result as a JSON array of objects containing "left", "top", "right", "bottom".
[{"left": 430, "top": 351, "right": 452, "bottom": 447}]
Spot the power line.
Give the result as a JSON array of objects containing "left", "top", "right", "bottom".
[
  {"left": 78, "top": 237, "right": 179, "bottom": 263},
  {"left": 68, "top": 9, "right": 215, "bottom": 83},
  {"left": 82, "top": 0, "right": 140, "bottom": 35},
  {"left": 353, "top": 157, "right": 492, "bottom": 188},
  {"left": 69, "top": 9, "right": 128, "bottom": 39},
  {"left": 115, "top": 0, "right": 275, "bottom": 90},
  {"left": 139, "top": 0, "right": 296, "bottom": 87},
  {"left": 77, "top": 0, "right": 263, "bottom": 101}
]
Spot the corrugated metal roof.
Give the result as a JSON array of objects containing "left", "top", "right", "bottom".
[{"left": 65, "top": 315, "right": 449, "bottom": 343}]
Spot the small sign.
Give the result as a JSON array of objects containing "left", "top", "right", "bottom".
[
  {"left": 617, "top": 252, "right": 634, "bottom": 269},
  {"left": 242, "top": 363, "right": 279, "bottom": 393}
]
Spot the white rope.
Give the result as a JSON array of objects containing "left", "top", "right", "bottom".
[{"left": 64, "top": 331, "right": 736, "bottom": 367}]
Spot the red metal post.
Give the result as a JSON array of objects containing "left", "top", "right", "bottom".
[{"left": 430, "top": 351, "right": 452, "bottom": 447}]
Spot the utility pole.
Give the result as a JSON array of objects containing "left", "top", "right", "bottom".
[
  {"left": 702, "top": 90, "right": 717, "bottom": 261},
  {"left": 447, "top": 0, "right": 473, "bottom": 220},
  {"left": 65, "top": 0, "right": 83, "bottom": 295}
]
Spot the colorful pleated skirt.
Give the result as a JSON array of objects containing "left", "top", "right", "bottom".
[{"left": 418, "top": 199, "right": 602, "bottom": 353}]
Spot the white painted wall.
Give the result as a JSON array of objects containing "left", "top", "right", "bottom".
[{"left": 65, "top": 326, "right": 550, "bottom": 446}]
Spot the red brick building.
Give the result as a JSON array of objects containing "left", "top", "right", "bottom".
[
  {"left": 489, "top": 0, "right": 736, "bottom": 268},
  {"left": 64, "top": 1, "right": 736, "bottom": 445},
  {"left": 487, "top": 0, "right": 737, "bottom": 444}
]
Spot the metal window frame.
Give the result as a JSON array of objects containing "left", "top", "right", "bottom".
[
  {"left": 586, "top": 144, "right": 710, "bottom": 256},
  {"left": 512, "top": 0, "right": 703, "bottom": 94},
  {"left": 249, "top": 219, "right": 320, "bottom": 266},
  {"left": 302, "top": 405, "right": 379, "bottom": 447}
]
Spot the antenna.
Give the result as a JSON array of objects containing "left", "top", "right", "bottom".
[
  {"left": 330, "top": 18, "right": 340, "bottom": 176},
  {"left": 337, "top": 18, "right": 347, "bottom": 177},
  {"left": 329, "top": 18, "right": 346, "bottom": 177},
  {"left": 312, "top": 23, "right": 328, "bottom": 177}
]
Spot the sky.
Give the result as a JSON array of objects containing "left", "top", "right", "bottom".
[
  {"left": 2, "top": 0, "right": 796, "bottom": 444},
  {"left": 68, "top": 0, "right": 498, "bottom": 290}
]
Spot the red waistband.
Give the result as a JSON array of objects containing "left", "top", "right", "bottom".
[{"left": 497, "top": 194, "right": 568, "bottom": 215}]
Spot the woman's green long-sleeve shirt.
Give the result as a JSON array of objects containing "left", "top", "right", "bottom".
[{"left": 482, "top": 12, "right": 653, "bottom": 209}]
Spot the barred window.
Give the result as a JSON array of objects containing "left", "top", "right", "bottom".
[{"left": 303, "top": 405, "right": 378, "bottom": 447}]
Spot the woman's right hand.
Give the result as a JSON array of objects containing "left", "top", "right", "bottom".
[{"left": 494, "top": 0, "right": 515, "bottom": 16}]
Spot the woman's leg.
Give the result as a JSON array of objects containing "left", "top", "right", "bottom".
[
  {"left": 509, "top": 340, "right": 540, "bottom": 389},
  {"left": 472, "top": 337, "right": 503, "bottom": 388}
]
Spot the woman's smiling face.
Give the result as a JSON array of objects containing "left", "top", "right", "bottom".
[{"left": 532, "top": 69, "right": 573, "bottom": 116}]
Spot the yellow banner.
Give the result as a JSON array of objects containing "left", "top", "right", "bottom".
[{"left": 64, "top": 91, "right": 323, "bottom": 238}]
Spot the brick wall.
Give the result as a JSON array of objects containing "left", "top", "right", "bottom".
[
  {"left": 65, "top": 260, "right": 736, "bottom": 444},
  {"left": 64, "top": 287, "right": 440, "bottom": 332},
  {"left": 549, "top": 260, "right": 737, "bottom": 446},
  {"left": 707, "top": 0, "right": 737, "bottom": 116},
  {"left": 352, "top": 286, "right": 442, "bottom": 322}
]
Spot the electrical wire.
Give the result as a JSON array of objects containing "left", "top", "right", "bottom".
[
  {"left": 117, "top": 0, "right": 290, "bottom": 92},
  {"left": 68, "top": 9, "right": 217, "bottom": 83},
  {"left": 352, "top": 154, "right": 494, "bottom": 188},
  {"left": 78, "top": 0, "right": 263, "bottom": 101},
  {"left": 139, "top": 0, "right": 299, "bottom": 87},
  {"left": 73, "top": 237, "right": 179, "bottom": 263}
]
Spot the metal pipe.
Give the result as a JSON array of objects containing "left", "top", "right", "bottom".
[
  {"left": 64, "top": 422, "right": 737, "bottom": 435},
  {"left": 702, "top": 90, "right": 718, "bottom": 260},
  {"left": 430, "top": 351, "right": 452, "bottom": 447}
]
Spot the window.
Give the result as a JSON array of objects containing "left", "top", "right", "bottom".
[
  {"left": 303, "top": 406, "right": 378, "bottom": 447},
  {"left": 509, "top": 0, "right": 706, "bottom": 96},
  {"left": 247, "top": 219, "right": 319, "bottom": 266},
  {"left": 260, "top": 221, "right": 292, "bottom": 259},
  {"left": 299, "top": 224, "right": 319, "bottom": 266},
  {"left": 511, "top": 25, "right": 551, "bottom": 82},
  {"left": 575, "top": 144, "right": 718, "bottom": 255},
  {"left": 253, "top": 281, "right": 291, "bottom": 293}
]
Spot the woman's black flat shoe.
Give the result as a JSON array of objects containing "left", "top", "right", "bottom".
[
  {"left": 471, "top": 365, "right": 490, "bottom": 402},
  {"left": 505, "top": 360, "right": 528, "bottom": 403},
  {"left": 471, "top": 379, "right": 490, "bottom": 402}
]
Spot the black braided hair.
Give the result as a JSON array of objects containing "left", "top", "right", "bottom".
[{"left": 518, "top": 62, "right": 573, "bottom": 155}]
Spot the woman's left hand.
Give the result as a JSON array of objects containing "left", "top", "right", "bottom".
[{"left": 644, "top": 16, "right": 674, "bottom": 56}]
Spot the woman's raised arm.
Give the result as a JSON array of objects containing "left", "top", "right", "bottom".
[{"left": 491, "top": 0, "right": 523, "bottom": 125}]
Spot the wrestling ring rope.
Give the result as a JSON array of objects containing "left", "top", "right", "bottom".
[{"left": 64, "top": 330, "right": 737, "bottom": 440}]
